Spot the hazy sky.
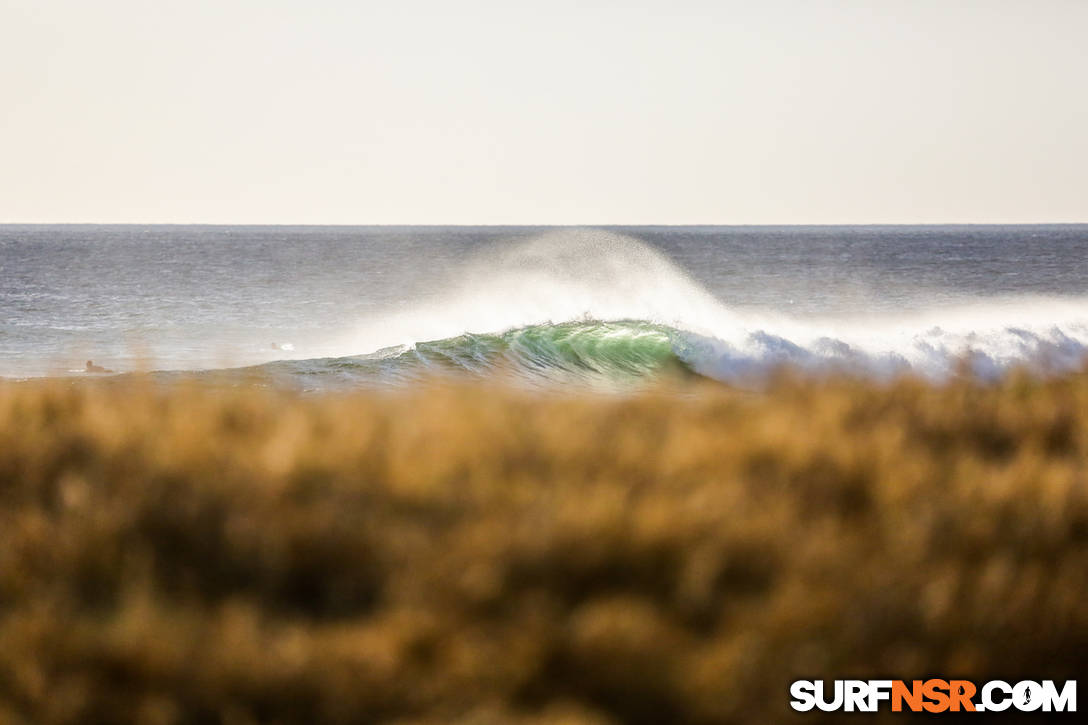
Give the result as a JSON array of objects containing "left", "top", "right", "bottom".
[{"left": 2, "top": 0, "right": 1086, "bottom": 224}]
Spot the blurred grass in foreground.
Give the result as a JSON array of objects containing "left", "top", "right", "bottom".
[{"left": 1, "top": 373, "right": 1086, "bottom": 724}]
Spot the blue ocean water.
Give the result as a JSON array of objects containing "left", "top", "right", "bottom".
[{"left": 2, "top": 225, "right": 1087, "bottom": 387}]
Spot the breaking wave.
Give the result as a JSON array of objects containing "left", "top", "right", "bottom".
[{"left": 247, "top": 229, "right": 1088, "bottom": 388}]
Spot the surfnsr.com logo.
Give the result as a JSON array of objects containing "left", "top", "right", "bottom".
[{"left": 790, "top": 679, "right": 1076, "bottom": 713}]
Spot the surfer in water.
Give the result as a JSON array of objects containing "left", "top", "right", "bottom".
[{"left": 85, "top": 360, "right": 113, "bottom": 374}]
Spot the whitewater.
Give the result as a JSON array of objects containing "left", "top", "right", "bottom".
[{"left": 2, "top": 225, "right": 1087, "bottom": 388}]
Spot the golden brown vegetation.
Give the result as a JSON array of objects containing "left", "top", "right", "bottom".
[{"left": 1, "top": 374, "right": 1086, "bottom": 724}]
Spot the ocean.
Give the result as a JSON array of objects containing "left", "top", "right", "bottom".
[{"left": 2, "top": 224, "right": 1087, "bottom": 389}]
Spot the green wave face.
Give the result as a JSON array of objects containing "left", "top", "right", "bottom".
[
  {"left": 409, "top": 320, "right": 689, "bottom": 383},
  {"left": 245, "top": 320, "right": 700, "bottom": 390}
]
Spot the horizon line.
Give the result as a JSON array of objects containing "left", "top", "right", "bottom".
[{"left": 2, "top": 221, "right": 1087, "bottom": 228}]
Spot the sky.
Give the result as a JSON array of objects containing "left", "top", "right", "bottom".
[{"left": 2, "top": 0, "right": 1086, "bottom": 224}]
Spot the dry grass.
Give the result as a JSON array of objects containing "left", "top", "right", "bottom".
[{"left": 0, "top": 373, "right": 1086, "bottom": 724}]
